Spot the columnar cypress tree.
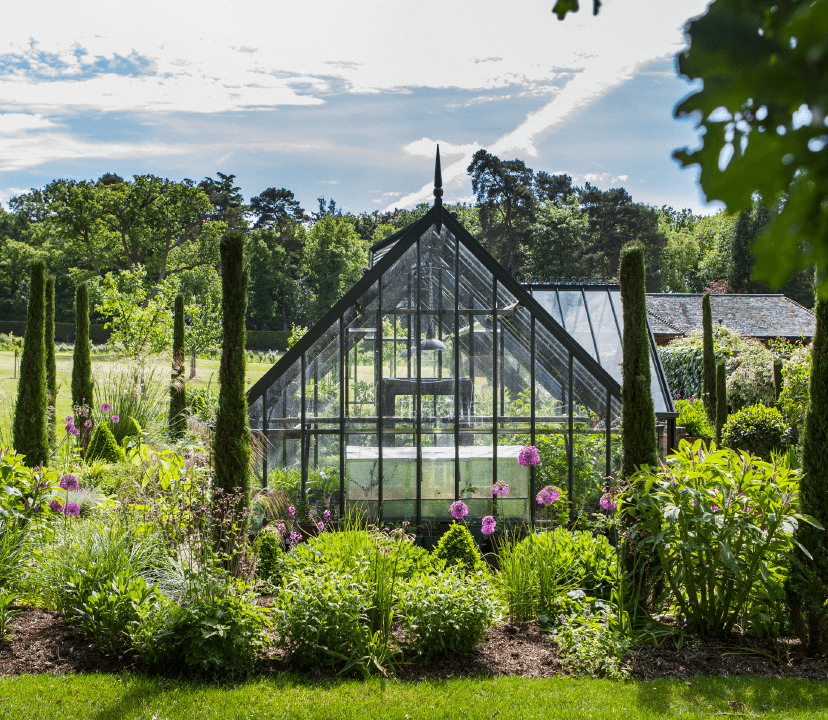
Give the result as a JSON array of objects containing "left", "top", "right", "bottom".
[
  {"left": 169, "top": 294, "right": 186, "bottom": 439},
  {"left": 619, "top": 242, "right": 658, "bottom": 477},
  {"left": 45, "top": 275, "right": 57, "bottom": 447},
  {"left": 794, "top": 298, "right": 828, "bottom": 653},
  {"left": 702, "top": 292, "right": 716, "bottom": 422},
  {"left": 71, "top": 283, "right": 94, "bottom": 443},
  {"left": 13, "top": 261, "right": 48, "bottom": 466},
  {"left": 213, "top": 229, "right": 250, "bottom": 526},
  {"left": 715, "top": 359, "right": 727, "bottom": 446},
  {"left": 773, "top": 358, "right": 784, "bottom": 403}
]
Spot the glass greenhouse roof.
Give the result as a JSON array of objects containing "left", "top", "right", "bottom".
[{"left": 524, "top": 285, "right": 675, "bottom": 416}]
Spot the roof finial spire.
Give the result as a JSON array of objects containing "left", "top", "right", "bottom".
[{"left": 434, "top": 144, "right": 443, "bottom": 232}]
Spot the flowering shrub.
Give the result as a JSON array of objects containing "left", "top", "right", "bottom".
[{"left": 619, "top": 441, "right": 819, "bottom": 636}]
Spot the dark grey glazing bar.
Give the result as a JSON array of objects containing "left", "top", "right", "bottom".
[
  {"left": 582, "top": 287, "right": 600, "bottom": 360},
  {"left": 416, "top": 232, "right": 422, "bottom": 527},
  {"left": 454, "top": 232, "right": 460, "bottom": 501},
  {"left": 339, "top": 315, "right": 345, "bottom": 516},
  {"left": 301, "top": 352, "right": 307, "bottom": 503},
  {"left": 567, "top": 353, "right": 574, "bottom": 523},
  {"left": 605, "top": 388, "right": 612, "bottom": 480},
  {"left": 262, "top": 389, "right": 268, "bottom": 488},
  {"left": 530, "top": 315, "right": 536, "bottom": 526},
  {"left": 377, "top": 280, "right": 384, "bottom": 521},
  {"left": 492, "top": 277, "right": 498, "bottom": 490}
]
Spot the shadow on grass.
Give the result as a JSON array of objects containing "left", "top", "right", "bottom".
[{"left": 635, "top": 676, "right": 828, "bottom": 716}]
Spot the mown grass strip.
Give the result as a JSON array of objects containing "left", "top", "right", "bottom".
[{"left": 2, "top": 674, "right": 828, "bottom": 720}]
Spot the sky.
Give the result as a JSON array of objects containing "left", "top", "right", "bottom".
[{"left": 0, "top": 0, "right": 719, "bottom": 217}]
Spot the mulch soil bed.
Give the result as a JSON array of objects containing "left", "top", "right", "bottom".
[{"left": 2, "top": 607, "right": 827, "bottom": 681}]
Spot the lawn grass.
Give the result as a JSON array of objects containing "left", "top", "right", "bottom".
[
  {"left": 0, "top": 350, "right": 277, "bottom": 441},
  {"left": 1, "top": 674, "right": 827, "bottom": 719}
]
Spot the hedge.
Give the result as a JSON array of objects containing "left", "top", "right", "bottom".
[{"left": 0, "top": 321, "right": 289, "bottom": 351}]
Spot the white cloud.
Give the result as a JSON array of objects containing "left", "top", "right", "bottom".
[
  {"left": 578, "top": 172, "right": 629, "bottom": 186},
  {"left": 318, "top": 180, "right": 339, "bottom": 185},
  {"left": 0, "top": 113, "right": 53, "bottom": 132},
  {"left": 0, "top": 186, "right": 29, "bottom": 207}
]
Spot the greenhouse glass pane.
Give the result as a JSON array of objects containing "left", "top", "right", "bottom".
[
  {"left": 530, "top": 289, "right": 564, "bottom": 326},
  {"left": 585, "top": 290, "right": 623, "bottom": 384},
  {"left": 558, "top": 290, "right": 597, "bottom": 359}
]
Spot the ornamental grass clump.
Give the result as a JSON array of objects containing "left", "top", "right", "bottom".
[{"left": 619, "top": 441, "right": 820, "bottom": 637}]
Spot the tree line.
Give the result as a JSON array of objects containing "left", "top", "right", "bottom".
[{"left": 0, "top": 152, "right": 814, "bottom": 348}]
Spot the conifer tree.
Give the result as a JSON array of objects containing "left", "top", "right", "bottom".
[
  {"left": 619, "top": 242, "right": 657, "bottom": 477},
  {"left": 213, "top": 229, "right": 250, "bottom": 536},
  {"left": 715, "top": 359, "right": 727, "bottom": 445},
  {"left": 773, "top": 358, "right": 783, "bottom": 403},
  {"left": 71, "top": 283, "right": 93, "bottom": 441},
  {"left": 169, "top": 294, "right": 186, "bottom": 438},
  {"left": 792, "top": 298, "right": 828, "bottom": 653},
  {"left": 13, "top": 261, "right": 48, "bottom": 466},
  {"left": 702, "top": 292, "right": 716, "bottom": 422},
  {"left": 45, "top": 275, "right": 57, "bottom": 447}
]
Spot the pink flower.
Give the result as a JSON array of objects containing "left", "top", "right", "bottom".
[
  {"left": 288, "top": 506, "right": 295, "bottom": 520},
  {"left": 317, "top": 521, "right": 325, "bottom": 533},
  {"left": 323, "top": 510, "right": 332, "bottom": 523},
  {"left": 59, "top": 474, "right": 78, "bottom": 492},
  {"left": 492, "top": 480, "right": 510, "bottom": 497},
  {"left": 111, "top": 415, "right": 119, "bottom": 423},
  {"left": 482, "top": 515, "right": 496, "bottom": 535},
  {"left": 536, "top": 485, "right": 560, "bottom": 505},
  {"left": 599, "top": 494, "right": 616, "bottom": 512},
  {"left": 84, "top": 419, "right": 92, "bottom": 428},
  {"left": 101, "top": 403, "right": 112, "bottom": 412},
  {"left": 64, "top": 502, "right": 80, "bottom": 516},
  {"left": 519, "top": 445, "right": 540, "bottom": 467},
  {"left": 49, "top": 499, "right": 63, "bottom": 512},
  {"left": 277, "top": 522, "right": 287, "bottom": 536},
  {"left": 450, "top": 500, "right": 468, "bottom": 520}
]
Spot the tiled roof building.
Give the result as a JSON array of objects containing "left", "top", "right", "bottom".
[{"left": 645, "top": 293, "right": 815, "bottom": 344}]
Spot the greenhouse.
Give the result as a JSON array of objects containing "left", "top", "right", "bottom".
[{"left": 247, "top": 153, "right": 676, "bottom": 527}]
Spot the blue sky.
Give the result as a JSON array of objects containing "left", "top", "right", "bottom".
[{"left": 0, "top": 0, "right": 717, "bottom": 216}]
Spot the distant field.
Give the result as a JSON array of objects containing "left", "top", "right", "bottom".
[{"left": 0, "top": 350, "right": 278, "bottom": 440}]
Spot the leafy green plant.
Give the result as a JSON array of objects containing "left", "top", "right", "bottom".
[
  {"left": 432, "top": 522, "right": 483, "bottom": 573},
  {"left": 95, "top": 364, "right": 165, "bottom": 445},
  {"left": 676, "top": 399, "right": 714, "bottom": 438},
  {"left": 398, "top": 570, "right": 496, "bottom": 658},
  {"left": 252, "top": 529, "right": 284, "bottom": 585},
  {"left": 619, "top": 441, "right": 821, "bottom": 636},
  {"left": 722, "top": 404, "right": 791, "bottom": 460},
  {"left": 551, "top": 609, "right": 631, "bottom": 679},
  {"left": 65, "top": 569, "right": 158, "bottom": 654},
  {"left": 186, "top": 384, "right": 218, "bottom": 424},
  {"left": 779, "top": 346, "right": 811, "bottom": 436},
  {"left": 0, "top": 589, "right": 21, "bottom": 640},
  {"left": 132, "top": 576, "right": 270, "bottom": 678}
]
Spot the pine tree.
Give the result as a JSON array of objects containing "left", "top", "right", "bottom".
[
  {"left": 619, "top": 242, "right": 657, "bottom": 477},
  {"left": 792, "top": 298, "right": 828, "bottom": 653},
  {"left": 45, "top": 275, "right": 57, "bottom": 447},
  {"left": 71, "top": 283, "right": 94, "bottom": 445},
  {"left": 169, "top": 294, "right": 186, "bottom": 439},
  {"left": 702, "top": 292, "right": 716, "bottom": 422},
  {"left": 715, "top": 359, "right": 727, "bottom": 446},
  {"left": 213, "top": 229, "right": 250, "bottom": 551},
  {"left": 13, "top": 261, "right": 48, "bottom": 466},
  {"left": 773, "top": 358, "right": 783, "bottom": 403}
]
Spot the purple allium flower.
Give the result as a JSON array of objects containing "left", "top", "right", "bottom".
[
  {"left": 599, "top": 494, "right": 616, "bottom": 512},
  {"left": 481, "top": 515, "right": 496, "bottom": 535},
  {"left": 49, "top": 499, "right": 63, "bottom": 512},
  {"left": 64, "top": 502, "right": 80, "bottom": 517},
  {"left": 101, "top": 403, "right": 112, "bottom": 413},
  {"left": 536, "top": 485, "right": 561, "bottom": 506},
  {"left": 492, "top": 480, "right": 510, "bottom": 497},
  {"left": 323, "top": 510, "right": 332, "bottom": 523},
  {"left": 518, "top": 445, "right": 540, "bottom": 467},
  {"left": 84, "top": 419, "right": 92, "bottom": 428},
  {"left": 59, "top": 474, "right": 79, "bottom": 492},
  {"left": 111, "top": 415, "right": 119, "bottom": 423},
  {"left": 64, "top": 423, "right": 75, "bottom": 434},
  {"left": 450, "top": 500, "right": 468, "bottom": 520},
  {"left": 278, "top": 522, "right": 287, "bottom": 536},
  {"left": 317, "top": 521, "right": 325, "bottom": 533},
  {"left": 288, "top": 506, "right": 295, "bottom": 520},
  {"left": 71, "top": 428, "right": 80, "bottom": 436}
]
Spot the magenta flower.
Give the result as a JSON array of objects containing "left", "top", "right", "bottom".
[
  {"left": 518, "top": 445, "right": 540, "bottom": 467},
  {"left": 64, "top": 415, "right": 74, "bottom": 423},
  {"left": 536, "top": 485, "right": 561, "bottom": 505},
  {"left": 65, "top": 502, "right": 80, "bottom": 517},
  {"left": 599, "top": 494, "right": 616, "bottom": 512},
  {"left": 450, "top": 500, "right": 468, "bottom": 520},
  {"left": 317, "top": 521, "right": 325, "bottom": 533},
  {"left": 277, "top": 522, "right": 287, "bottom": 536},
  {"left": 64, "top": 423, "right": 75, "bottom": 434},
  {"left": 72, "top": 428, "right": 79, "bottom": 436},
  {"left": 59, "top": 474, "right": 79, "bottom": 492},
  {"left": 288, "top": 506, "right": 296, "bottom": 520},
  {"left": 101, "top": 403, "right": 112, "bottom": 412},
  {"left": 323, "top": 510, "right": 332, "bottom": 523},
  {"left": 482, "top": 515, "right": 496, "bottom": 535},
  {"left": 111, "top": 415, "right": 119, "bottom": 423},
  {"left": 492, "top": 480, "right": 510, "bottom": 497},
  {"left": 49, "top": 499, "right": 63, "bottom": 512},
  {"left": 84, "top": 419, "right": 92, "bottom": 428}
]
